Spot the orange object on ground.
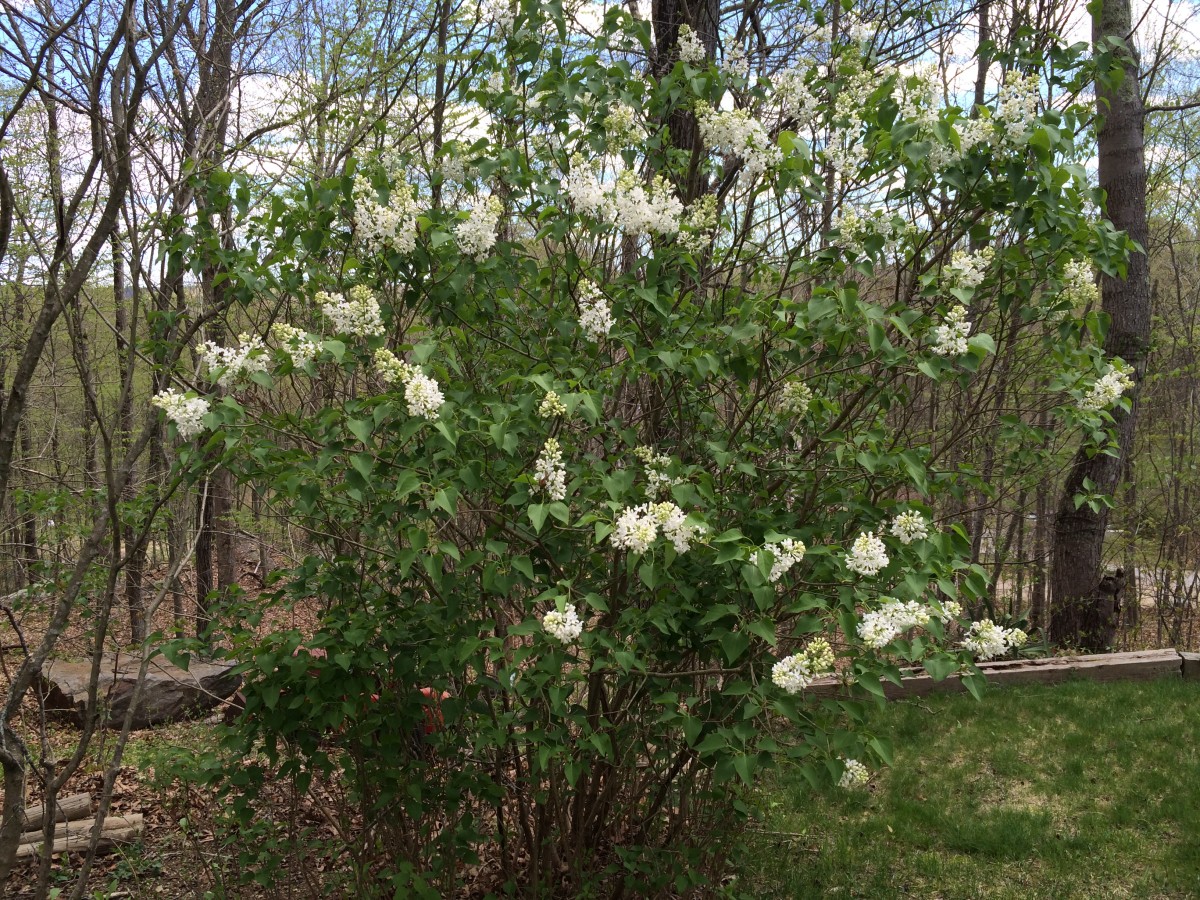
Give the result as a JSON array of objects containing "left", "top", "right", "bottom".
[{"left": 419, "top": 687, "right": 451, "bottom": 735}]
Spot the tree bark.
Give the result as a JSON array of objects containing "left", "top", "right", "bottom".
[
  {"left": 1050, "top": 0, "right": 1152, "bottom": 650},
  {"left": 651, "top": 0, "right": 719, "bottom": 203},
  {"left": 195, "top": 478, "right": 214, "bottom": 638}
]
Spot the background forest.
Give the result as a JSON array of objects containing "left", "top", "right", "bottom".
[{"left": 0, "top": 0, "right": 1199, "bottom": 896}]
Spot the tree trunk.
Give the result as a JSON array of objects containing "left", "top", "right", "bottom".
[
  {"left": 17, "top": 422, "right": 37, "bottom": 587},
  {"left": 114, "top": 237, "right": 146, "bottom": 644},
  {"left": 214, "top": 467, "right": 236, "bottom": 595},
  {"left": 195, "top": 480, "right": 214, "bottom": 638},
  {"left": 1050, "top": 0, "right": 1152, "bottom": 650},
  {"left": 651, "top": 0, "right": 719, "bottom": 202}
]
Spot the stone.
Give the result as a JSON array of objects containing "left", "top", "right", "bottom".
[{"left": 40, "top": 653, "right": 241, "bottom": 729}]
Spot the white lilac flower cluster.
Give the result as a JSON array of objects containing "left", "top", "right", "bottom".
[
  {"left": 403, "top": 371, "right": 445, "bottom": 421},
  {"left": 927, "top": 138, "right": 963, "bottom": 172},
  {"left": 482, "top": 0, "right": 515, "bottom": 34},
  {"left": 373, "top": 348, "right": 444, "bottom": 420},
  {"left": 771, "top": 637, "right": 835, "bottom": 694},
  {"left": 898, "top": 64, "right": 940, "bottom": 131},
  {"left": 677, "top": 24, "right": 706, "bottom": 65},
  {"left": 833, "top": 63, "right": 894, "bottom": 125},
  {"left": 721, "top": 43, "right": 749, "bottom": 78},
  {"left": 352, "top": 175, "right": 419, "bottom": 256},
  {"left": 1080, "top": 364, "right": 1135, "bottom": 412},
  {"left": 542, "top": 603, "right": 583, "bottom": 643},
  {"left": 778, "top": 380, "right": 813, "bottom": 417},
  {"left": 856, "top": 597, "right": 933, "bottom": 648},
  {"left": 679, "top": 195, "right": 718, "bottom": 254},
  {"left": 634, "top": 446, "right": 677, "bottom": 495},
  {"left": 889, "top": 511, "right": 929, "bottom": 545},
  {"left": 603, "top": 103, "right": 638, "bottom": 142},
  {"left": 563, "top": 163, "right": 684, "bottom": 238},
  {"left": 373, "top": 347, "right": 409, "bottom": 383},
  {"left": 774, "top": 68, "right": 819, "bottom": 128},
  {"left": 845, "top": 531, "right": 889, "bottom": 577},
  {"left": 839, "top": 758, "right": 870, "bottom": 789},
  {"left": 957, "top": 117, "right": 994, "bottom": 153},
  {"left": 612, "top": 172, "right": 685, "bottom": 236},
  {"left": 832, "top": 205, "right": 904, "bottom": 258},
  {"left": 962, "top": 619, "right": 1028, "bottom": 661},
  {"left": 456, "top": 195, "right": 503, "bottom": 260},
  {"left": 842, "top": 14, "right": 877, "bottom": 45},
  {"left": 577, "top": 279, "right": 614, "bottom": 342},
  {"left": 151, "top": 389, "right": 210, "bottom": 440},
  {"left": 751, "top": 537, "right": 807, "bottom": 584},
  {"left": 610, "top": 502, "right": 703, "bottom": 554},
  {"left": 696, "top": 105, "right": 782, "bottom": 181},
  {"left": 441, "top": 154, "right": 466, "bottom": 183},
  {"left": 539, "top": 390, "right": 567, "bottom": 418},
  {"left": 270, "top": 323, "right": 320, "bottom": 368},
  {"left": 1061, "top": 259, "right": 1098, "bottom": 310},
  {"left": 534, "top": 437, "right": 567, "bottom": 501},
  {"left": 939, "top": 600, "right": 964, "bottom": 620},
  {"left": 320, "top": 285, "right": 386, "bottom": 338},
  {"left": 944, "top": 247, "right": 994, "bottom": 290},
  {"left": 562, "top": 164, "right": 607, "bottom": 218},
  {"left": 824, "top": 135, "right": 870, "bottom": 181},
  {"left": 955, "top": 72, "right": 1041, "bottom": 154},
  {"left": 930, "top": 305, "right": 971, "bottom": 357},
  {"left": 196, "top": 333, "right": 268, "bottom": 387},
  {"left": 993, "top": 71, "right": 1041, "bottom": 144}
]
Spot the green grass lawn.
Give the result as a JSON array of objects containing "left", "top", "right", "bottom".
[{"left": 744, "top": 677, "right": 1200, "bottom": 899}]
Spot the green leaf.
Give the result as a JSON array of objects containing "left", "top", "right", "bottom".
[
  {"left": 695, "top": 732, "right": 727, "bottom": 755},
  {"left": 869, "top": 735, "right": 894, "bottom": 766},
  {"left": 733, "top": 753, "right": 755, "bottom": 785},
  {"left": 639, "top": 562, "right": 660, "bottom": 589},
  {"left": 962, "top": 671, "right": 987, "bottom": 701},
  {"left": 350, "top": 453, "right": 373, "bottom": 481},
  {"left": 433, "top": 486, "right": 458, "bottom": 515},
  {"left": 698, "top": 604, "right": 739, "bottom": 627},
  {"left": 160, "top": 644, "right": 191, "bottom": 672},
  {"left": 857, "top": 675, "right": 885, "bottom": 699},
  {"left": 968, "top": 332, "right": 997, "bottom": 355},
  {"left": 347, "top": 418, "right": 373, "bottom": 445},
  {"left": 719, "top": 630, "right": 751, "bottom": 664},
  {"left": 715, "top": 543, "right": 744, "bottom": 565},
  {"left": 746, "top": 619, "right": 777, "bottom": 647},
  {"left": 923, "top": 652, "right": 958, "bottom": 682}
]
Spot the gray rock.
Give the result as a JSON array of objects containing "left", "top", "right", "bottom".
[{"left": 40, "top": 654, "right": 241, "bottom": 729}]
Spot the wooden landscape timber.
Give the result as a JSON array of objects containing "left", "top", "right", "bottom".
[
  {"left": 810, "top": 649, "right": 1197, "bottom": 700},
  {"left": 1181, "top": 652, "right": 1200, "bottom": 680},
  {"left": 15, "top": 814, "right": 144, "bottom": 860},
  {"left": 18, "top": 793, "right": 90, "bottom": 832},
  {"left": 14, "top": 791, "right": 143, "bottom": 861}
]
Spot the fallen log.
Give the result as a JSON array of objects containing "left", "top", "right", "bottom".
[
  {"left": 16, "top": 814, "right": 144, "bottom": 859},
  {"left": 19, "top": 793, "right": 91, "bottom": 832}
]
